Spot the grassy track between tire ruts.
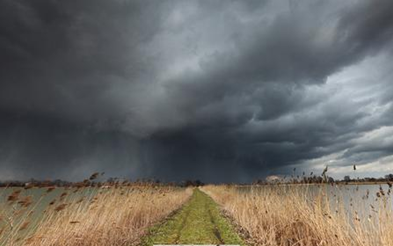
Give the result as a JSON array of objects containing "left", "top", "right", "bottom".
[{"left": 139, "top": 188, "right": 246, "bottom": 246}]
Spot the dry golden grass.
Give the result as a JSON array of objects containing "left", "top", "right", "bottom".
[
  {"left": 202, "top": 184, "right": 393, "bottom": 246},
  {"left": 0, "top": 184, "right": 192, "bottom": 246}
]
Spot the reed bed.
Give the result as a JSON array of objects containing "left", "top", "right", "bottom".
[
  {"left": 0, "top": 184, "right": 192, "bottom": 246},
  {"left": 202, "top": 184, "right": 393, "bottom": 246}
]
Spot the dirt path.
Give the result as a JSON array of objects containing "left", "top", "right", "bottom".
[{"left": 139, "top": 188, "right": 246, "bottom": 245}]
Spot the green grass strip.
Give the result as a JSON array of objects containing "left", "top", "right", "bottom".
[{"left": 139, "top": 188, "right": 247, "bottom": 246}]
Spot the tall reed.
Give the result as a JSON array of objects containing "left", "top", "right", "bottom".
[
  {"left": 0, "top": 184, "right": 192, "bottom": 246},
  {"left": 202, "top": 184, "right": 393, "bottom": 246}
]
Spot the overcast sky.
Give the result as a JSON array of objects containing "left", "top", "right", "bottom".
[{"left": 1, "top": 0, "right": 393, "bottom": 182}]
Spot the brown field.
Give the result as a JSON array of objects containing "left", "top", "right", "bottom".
[
  {"left": 0, "top": 184, "right": 192, "bottom": 246},
  {"left": 202, "top": 184, "right": 393, "bottom": 246}
]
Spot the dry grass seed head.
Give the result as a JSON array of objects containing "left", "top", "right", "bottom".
[
  {"left": 8, "top": 189, "right": 22, "bottom": 202},
  {"left": 46, "top": 187, "right": 56, "bottom": 193},
  {"left": 18, "top": 196, "right": 33, "bottom": 207},
  {"left": 54, "top": 203, "right": 67, "bottom": 212},
  {"left": 19, "top": 221, "right": 30, "bottom": 231}
]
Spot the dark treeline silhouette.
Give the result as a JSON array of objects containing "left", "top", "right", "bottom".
[
  {"left": 253, "top": 173, "right": 393, "bottom": 185},
  {"left": 2, "top": 172, "right": 393, "bottom": 188},
  {"left": 0, "top": 174, "right": 205, "bottom": 188}
]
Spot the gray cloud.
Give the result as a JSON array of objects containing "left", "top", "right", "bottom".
[{"left": 1, "top": 0, "right": 393, "bottom": 182}]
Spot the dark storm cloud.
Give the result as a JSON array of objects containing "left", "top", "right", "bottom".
[
  {"left": 0, "top": 0, "right": 168, "bottom": 123},
  {"left": 0, "top": 0, "right": 169, "bottom": 180},
  {"left": 1, "top": 0, "right": 393, "bottom": 182}
]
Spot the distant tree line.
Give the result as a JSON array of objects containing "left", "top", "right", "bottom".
[
  {"left": 253, "top": 173, "right": 393, "bottom": 185},
  {"left": 0, "top": 176, "right": 205, "bottom": 188},
  {"left": 341, "top": 174, "right": 393, "bottom": 183},
  {"left": 1, "top": 174, "right": 392, "bottom": 187}
]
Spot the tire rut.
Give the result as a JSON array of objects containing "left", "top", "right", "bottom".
[
  {"left": 173, "top": 204, "right": 191, "bottom": 244},
  {"left": 206, "top": 200, "right": 224, "bottom": 245}
]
